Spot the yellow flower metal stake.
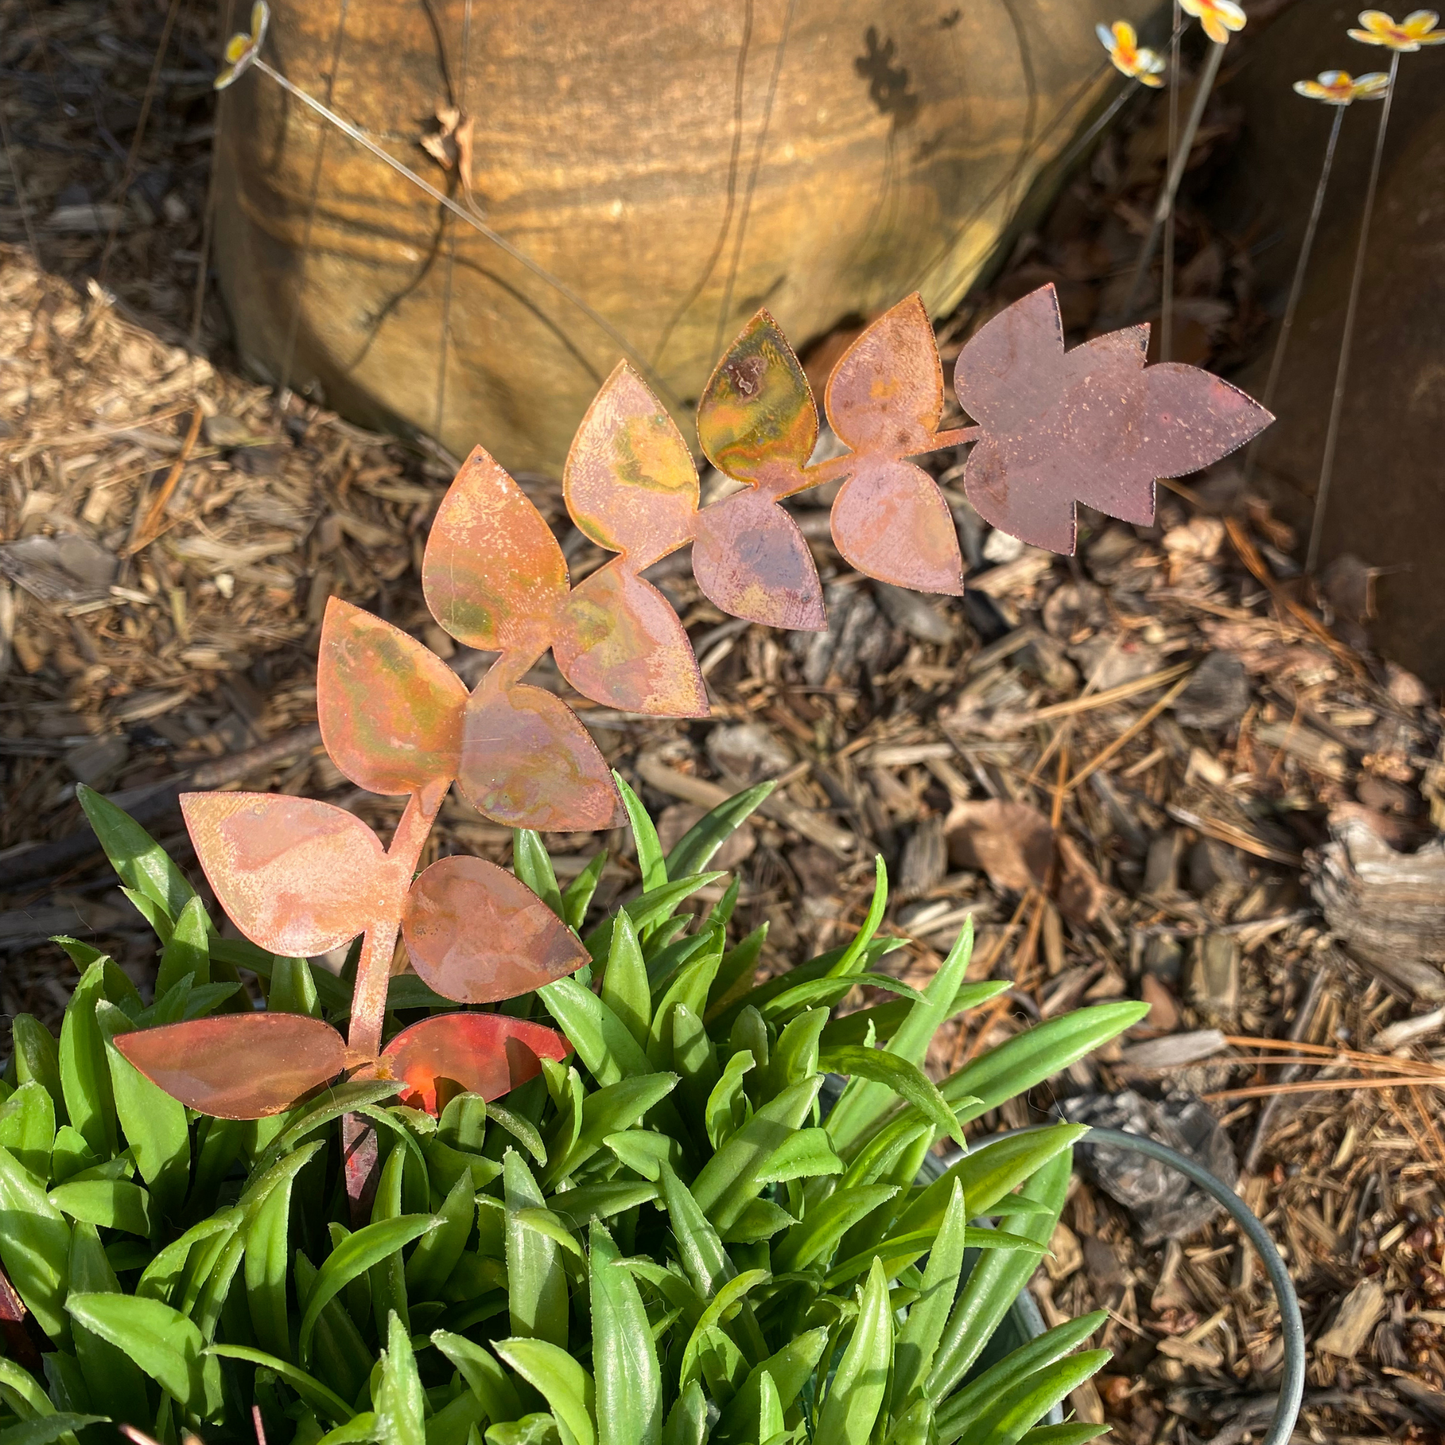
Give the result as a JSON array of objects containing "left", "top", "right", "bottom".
[
  {"left": 1308, "top": 11, "right": 1445, "bottom": 572},
  {"left": 1119, "top": 0, "right": 1247, "bottom": 352},
  {"left": 1243, "top": 70, "right": 1387, "bottom": 485}
]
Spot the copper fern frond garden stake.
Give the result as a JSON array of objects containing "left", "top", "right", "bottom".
[{"left": 109, "top": 3, "right": 1272, "bottom": 1133}]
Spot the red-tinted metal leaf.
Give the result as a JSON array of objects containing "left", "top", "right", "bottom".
[
  {"left": 456, "top": 680, "right": 618, "bottom": 831},
  {"left": 565, "top": 363, "right": 699, "bottom": 569},
  {"left": 553, "top": 563, "right": 707, "bottom": 716},
  {"left": 963, "top": 433, "right": 1080, "bottom": 554},
  {"left": 318, "top": 597, "right": 466, "bottom": 799},
  {"left": 181, "top": 792, "right": 387, "bottom": 956},
  {"left": 381, "top": 1013, "right": 572, "bottom": 1114},
  {"left": 114, "top": 1014, "right": 347, "bottom": 1119},
  {"left": 825, "top": 294, "right": 944, "bottom": 454},
  {"left": 698, "top": 311, "right": 817, "bottom": 492},
  {"left": 692, "top": 488, "right": 824, "bottom": 631},
  {"left": 402, "top": 855, "right": 588, "bottom": 1004},
  {"left": 830, "top": 457, "right": 963, "bottom": 594},
  {"left": 953, "top": 285, "right": 1069, "bottom": 433},
  {"left": 423, "top": 446, "right": 567, "bottom": 652}
]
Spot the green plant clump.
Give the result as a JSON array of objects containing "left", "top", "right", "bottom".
[{"left": 0, "top": 781, "right": 1145, "bottom": 1445}]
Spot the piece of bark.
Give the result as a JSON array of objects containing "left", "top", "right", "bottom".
[
  {"left": 1316, "top": 1279, "right": 1387, "bottom": 1360},
  {"left": 1172, "top": 651, "right": 1249, "bottom": 729}
]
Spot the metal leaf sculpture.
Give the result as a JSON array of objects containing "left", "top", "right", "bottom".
[{"left": 112, "top": 277, "right": 1270, "bottom": 1123}]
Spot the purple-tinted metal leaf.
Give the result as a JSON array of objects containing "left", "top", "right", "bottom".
[
  {"left": 181, "top": 792, "right": 387, "bottom": 956},
  {"left": 114, "top": 1014, "right": 347, "bottom": 1118},
  {"left": 692, "top": 488, "right": 824, "bottom": 631},
  {"left": 553, "top": 563, "right": 707, "bottom": 716},
  {"left": 825, "top": 294, "right": 943, "bottom": 455},
  {"left": 423, "top": 446, "right": 567, "bottom": 653},
  {"left": 402, "top": 854, "right": 589, "bottom": 1003},
  {"left": 698, "top": 311, "right": 817, "bottom": 492},
  {"left": 955, "top": 284, "right": 1273, "bottom": 553},
  {"left": 380, "top": 1012, "right": 572, "bottom": 1114},
  {"left": 318, "top": 597, "right": 466, "bottom": 800},
  {"left": 830, "top": 456, "right": 963, "bottom": 594},
  {"left": 456, "top": 679, "right": 618, "bottom": 832},
  {"left": 565, "top": 362, "right": 699, "bottom": 569}
]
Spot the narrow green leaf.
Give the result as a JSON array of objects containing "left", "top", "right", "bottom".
[
  {"left": 544, "top": 1073, "right": 679, "bottom": 1189},
  {"left": 769, "top": 1183, "right": 898, "bottom": 1274},
  {"left": 546, "top": 1180, "right": 658, "bottom": 1225},
  {"left": 822, "top": 1044, "right": 967, "bottom": 1152},
  {"left": 68, "top": 1222, "right": 149, "bottom": 1427},
  {"left": 0, "top": 1145, "right": 71, "bottom": 1346},
  {"left": 598, "top": 911, "right": 650, "bottom": 1050},
  {"left": 0, "top": 1356, "right": 50, "bottom": 1417},
  {"left": 819, "top": 981, "right": 1009, "bottom": 1051},
  {"left": 754, "top": 1129, "right": 842, "bottom": 1185},
  {"left": 589, "top": 1221, "right": 661, "bottom": 1445},
  {"left": 492, "top": 1339, "right": 596, "bottom": 1445},
  {"left": 136, "top": 1212, "right": 237, "bottom": 1304},
  {"left": 664, "top": 782, "right": 772, "bottom": 881},
  {"left": 376, "top": 1312, "right": 427, "bottom": 1445},
  {"left": 714, "top": 1328, "right": 828, "bottom": 1444},
  {"left": 660, "top": 1380, "right": 707, "bottom": 1445},
  {"left": 758, "top": 972, "right": 927, "bottom": 1022},
  {"left": 9, "top": 1017, "right": 65, "bottom": 1125},
  {"left": 76, "top": 784, "right": 196, "bottom": 925},
  {"left": 825, "top": 855, "right": 888, "bottom": 979},
  {"left": 208, "top": 1343, "right": 354, "bottom": 1423},
  {"left": 406, "top": 1171, "right": 476, "bottom": 1300},
  {"left": 505, "top": 1152, "right": 568, "bottom": 1348},
  {"left": 488, "top": 1104, "right": 548, "bottom": 1168},
  {"left": 703, "top": 1049, "right": 753, "bottom": 1151},
  {"left": 268, "top": 956, "right": 322, "bottom": 1017},
  {"left": 561, "top": 850, "right": 609, "bottom": 933},
  {"left": 1014, "top": 1428, "right": 1109, "bottom": 1445},
  {"left": 949, "top": 1351, "right": 1111, "bottom": 1445},
  {"left": 707, "top": 923, "right": 768, "bottom": 1016},
  {"left": 583, "top": 873, "right": 724, "bottom": 961},
  {"left": 243, "top": 1155, "right": 298, "bottom": 1361},
  {"left": 676, "top": 1269, "right": 769, "bottom": 1389},
  {"left": 0, "top": 1414, "right": 108, "bottom": 1445},
  {"left": 0, "top": 1083, "right": 55, "bottom": 1183},
  {"left": 58, "top": 963, "right": 116, "bottom": 1160},
  {"left": 245, "top": 1079, "right": 402, "bottom": 1189},
  {"left": 816, "top": 1258, "right": 893, "bottom": 1445},
  {"left": 538, "top": 977, "right": 651, "bottom": 1087},
  {"left": 48, "top": 1180, "right": 150, "bottom": 1237},
  {"left": 645, "top": 938, "right": 723, "bottom": 1070},
  {"left": 615, "top": 774, "right": 668, "bottom": 894},
  {"left": 156, "top": 895, "right": 210, "bottom": 995},
  {"left": 65, "top": 1292, "right": 221, "bottom": 1417},
  {"left": 513, "top": 831, "right": 566, "bottom": 921},
  {"left": 892, "top": 1180, "right": 968, "bottom": 1411}
]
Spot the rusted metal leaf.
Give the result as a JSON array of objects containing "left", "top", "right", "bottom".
[
  {"left": 456, "top": 676, "right": 618, "bottom": 831},
  {"left": 825, "top": 294, "right": 944, "bottom": 455},
  {"left": 380, "top": 1013, "right": 572, "bottom": 1113},
  {"left": 181, "top": 791, "right": 389, "bottom": 956},
  {"left": 831, "top": 456, "right": 963, "bottom": 593},
  {"left": 691, "top": 489, "right": 825, "bottom": 631},
  {"left": 423, "top": 445, "right": 568, "bottom": 655},
  {"left": 114, "top": 1014, "right": 348, "bottom": 1118},
  {"left": 318, "top": 596, "right": 466, "bottom": 801},
  {"left": 955, "top": 284, "right": 1273, "bottom": 552},
  {"left": 565, "top": 362, "right": 698, "bottom": 568},
  {"left": 554, "top": 563, "right": 707, "bottom": 716},
  {"left": 698, "top": 310, "right": 817, "bottom": 493},
  {"left": 403, "top": 854, "right": 589, "bottom": 1003}
]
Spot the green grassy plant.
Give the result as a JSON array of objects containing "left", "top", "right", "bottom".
[{"left": 0, "top": 784, "right": 1144, "bottom": 1445}]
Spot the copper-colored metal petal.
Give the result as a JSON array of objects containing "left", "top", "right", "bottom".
[
  {"left": 697, "top": 310, "right": 817, "bottom": 492},
  {"left": 318, "top": 597, "right": 466, "bottom": 798},
  {"left": 553, "top": 563, "right": 707, "bottom": 717},
  {"left": 114, "top": 1014, "right": 347, "bottom": 1118},
  {"left": 380, "top": 1012, "right": 572, "bottom": 1114},
  {"left": 423, "top": 445, "right": 568, "bottom": 653},
  {"left": 181, "top": 791, "right": 387, "bottom": 956},
  {"left": 824, "top": 294, "right": 943, "bottom": 455},
  {"left": 456, "top": 679, "right": 618, "bottom": 832},
  {"left": 953, "top": 284, "right": 1068, "bottom": 433},
  {"left": 691, "top": 488, "right": 824, "bottom": 631},
  {"left": 402, "top": 854, "right": 588, "bottom": 1004},
  {"left": 830, "top": 456, "right": 963, "bottom": 594},
  {"left": 962, "top": 432, "right": 1081, "bottom": 555},
  {"left": 565, "top": 362, "right": 699, "bottom": 570}
]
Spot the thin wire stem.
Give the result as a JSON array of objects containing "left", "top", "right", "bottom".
[
  {"left": 1050, "top": 80, "right": 1137, "bottom": 178},
  {"left": 248, "top": 57, "right": 682, "bottom": 411},
  {"left": 1161, "top": 0, "right": 1182, "bottom": 361},
  {"left": 1307, "top": 50, "right": 1400, "bottom": 574},
  {"left": 1242, "top": 103, "right": 1345, "bottom": 486},
  {"left": 1119, "top": 38, "right": 1225, "bottom": 326}
]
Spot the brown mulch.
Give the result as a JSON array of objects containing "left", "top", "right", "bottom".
[{"left": 5, "top": 1, "right": 1445, "bottom": 1441}]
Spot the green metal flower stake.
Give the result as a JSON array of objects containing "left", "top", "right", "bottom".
[
  {"left": 1242, "top": 70, "right": 1387, "bottom": 485},
  {"left": 1307, "top": 10, "right": 1445, "bottom": 571}
]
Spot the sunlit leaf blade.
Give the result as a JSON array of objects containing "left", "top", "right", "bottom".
[
  {"left": 565, "top": 362, "right": 699, "bottom": 568},
  {"left": 113, "top": 1014, "right": 347, "bottom": 1119},
  {"left": 589, "top": 1220, "right": 662, "bottom": 1445},
  {"left": 698, "top": 310, "right": 817, "bottom": 489},
  {"left": 181, "top": 792, "right": 386, "bottom": 956},
  {"left": 423, "top": 445, "right": 569, "bottom": 652},
  {"left": 554, "top": 565, "right": 707, "bottom": 717},
  {"left": 76, "top": 783, "right": 196, "bottom": 924},
  {"left": 830, "top": 456, "right": 963, "bottom": 594},
  {"left": 493, "top": 1338, "right": 597, "bottom": 1445},
  {"left": 403, "top": 854, "right": 588, "bottom": 1005},
  {"left": 318, "top": 598, "right": 466, "bottom": 799},
  {"left": 457, "top": 681, "right": 618, "bottom": 832},
  {"left": 825, "top": 293, "right": 943, "bottom": 453},
  {"left": 691, "top": 490, "right": 824, "bottom": 631},
  {"left": 815, "top": 1258, "right": 892, "bottom": 1445},
  {"left": 380, "top": 1013, "right": 572, "bottom": 1114}
]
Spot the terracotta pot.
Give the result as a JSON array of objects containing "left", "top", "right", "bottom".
[{"left": 215, "top": 0, "right": 1157, "bottom": 472}]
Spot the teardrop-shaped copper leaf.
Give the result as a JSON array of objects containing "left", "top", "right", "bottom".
[
  {"left": 114, "top": 1014, "right": 347, "bottom": 1118},
  {"left": 403, "top": 854, "right": 589, "bottom": 1004},
  {"left": 830, "top": 456, "right": 963, "bottom": 594},
  {"left": 456, "top": 681, "right": 618, "bottom": 831},
  {"left": 182, "top": 792, "right": 388, "bottom": 956},
  {"left": 692, "top": 488, "right": 824, "bottom": 631},
  {"left": 825, "top": 294, "right": 943, "bottom": 454},
  {"left": 698, "top": 310, "right": 817, "bottom": 493},
  {"left": 423, "top": 446, "right": 568, "bottom": 653},
  {"left": 319, "top": 597, "right": 466, "bottom": 798},
  {"left": 565, "top": 363, "right": 699, "bottom": 569},
  {"left": 380, "top": 1013, "right": 572, "bottom": 1114},
  {"left": 553, "top": 563, "right": 707, "bottom": 716}
]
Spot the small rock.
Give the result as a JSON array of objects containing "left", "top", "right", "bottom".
[
  {"left": 1172, "top": 651, "right": 1250, "bottom": 730},
  {"left": 982, "top": 528, "right": 1025, "bottom": 564}
]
